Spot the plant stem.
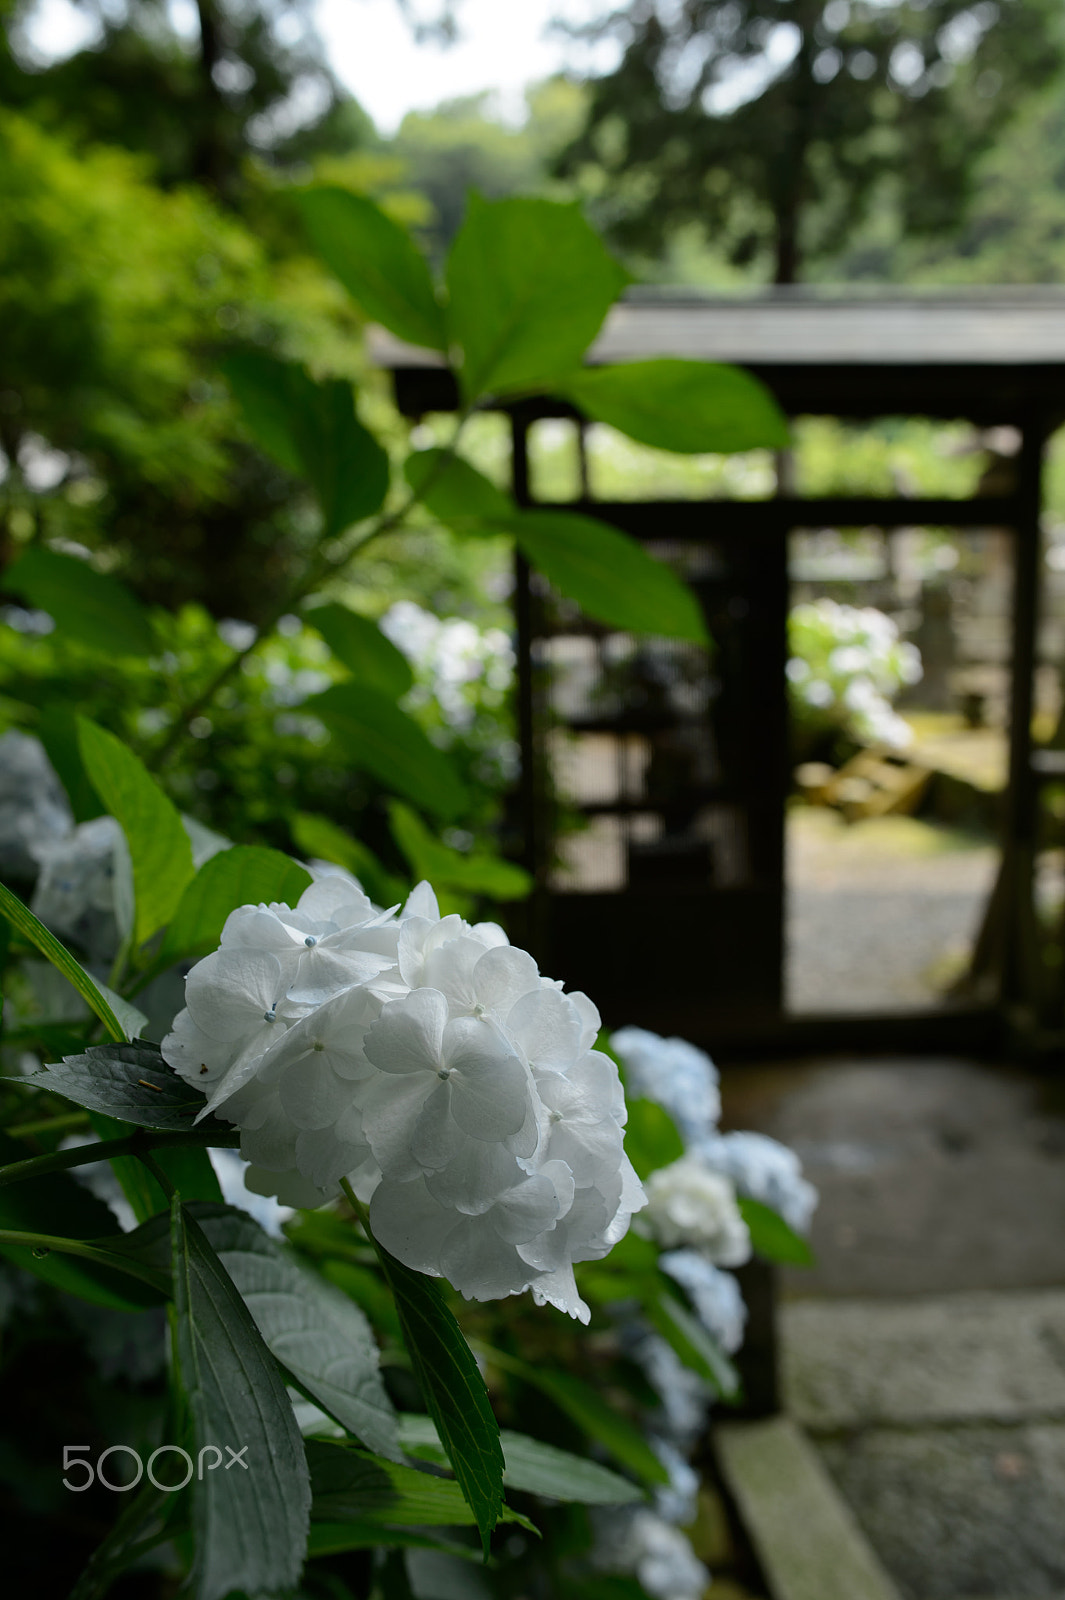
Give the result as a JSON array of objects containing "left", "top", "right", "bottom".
[
  {"left": 0, "top": 1127, "right": 240, "bottom": 1189},
  {"left": 339, "top": 1176, "right": 383, "bottom": 1264},
  {"left": 148, "top": 406, "right": 477, "bottom": 770}
]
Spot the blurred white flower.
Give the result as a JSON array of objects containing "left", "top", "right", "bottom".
[
  {"left": 592, "top": 1507, "right": 709, "bottom": 1600},
  {"left": 163, "top": 873, "right": 643, "bottom": 1319},
  {"left": 0, "top": 731, "right": 71, "bottom": 880},
  {"left": 30, "top": 815, "right": 130, "bottom": 965},
  {"left": 641, "top": 1155, "right": 750, "bottom": 1264}
]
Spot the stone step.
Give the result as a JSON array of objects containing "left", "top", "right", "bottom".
[{"left": 714, "top": 1415, "right": 903, "bottom": 1600}]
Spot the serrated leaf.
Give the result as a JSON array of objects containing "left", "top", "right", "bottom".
[
  {"left": 76, "top": 716, "right": 195, "bottom": 947},
  {"left": 307, "top": 604, "right": 414, "bottom": 697},
  {"left": 159, "top": 845, "right": 312, "bottom": 966},
  {"left": 223, "top": 352, "right": 390, "bottom": 536},
  {"left": 308, "top": 683, "right": 467, "bottom": 820},
  {"left": 372, "top": 1243, "right": 504, "bottom": 1556},
  {"left": 290, "top": 813, "right": 406, "bottom": 908},
  {"left": 647, "top": 1290, "right": 741, "bottom": 1401},
  {"left": 404, "top": 450, "right": 513, "bottom": 535},
  {"left": 560, "top": 359, "right": 789, "bottom": 454},
  {"left": 398, "top": 1416, "right": 641, "bottom": 1506},
  {"left": 623, "top": 1098, "right": 685, "bottom": 1181},
  {"left": 111, "top": 1203, "right": 400, "bottom": 1458},
  {"left": 170, "top": 1198, "right": 310, "bottom": 1600},
  {"left": 200, "top": 1204, "right": 399, "bottom": 1459},
  {"left": 3, "top": 545, "right": 155, "bottom": 658},
  {"left": 737, "top": 1196, "right": 815, "bottom": 1266},
  {"left": 515, "top": 512, "right": 708, "bottom": 645},
  {"left": 29, "top": 1040, "right": 231, "bottom": 1132},
  {"left": 0, "top": 881, "right": 126, "bottom": 1041},
  {"left": 474, "top": 1344, "right": 669, "bottom": 1488},
  {"left": 388, "top": 801, "right": 531, "bottom": 902},
  {"left": 298, "top": 187, "right": 447, "bottom": 352},
  {"left": 446, "top": 195, "right": 627, "bottom": 400}
]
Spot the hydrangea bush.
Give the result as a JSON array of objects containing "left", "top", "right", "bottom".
[
  {"left": 0, "top": 191, "right": 807, "bottom": 1600},
  {"left": 788, "top": 597, "right": 923, "bottom": 755}
]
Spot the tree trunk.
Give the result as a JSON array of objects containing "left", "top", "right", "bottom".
[{"left": 193, "top": 0, "right": 229, "bottom": 193}]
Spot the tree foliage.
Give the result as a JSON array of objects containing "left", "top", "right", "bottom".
[{"left": 558, "top": 0, "right": 1065, "bottom": 281}]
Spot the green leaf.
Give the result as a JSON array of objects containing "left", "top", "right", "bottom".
[
  {"left": 298, "top": 187, "right": 448, "bottom": 353},
  {"left": 560, "top": 359, "right": 789, "bottom": 454},
  {"left": 737, "top": 1196, "right": 815, "bottom": 1266},
  {"left": 0, "top": 1130, "right": 163, "bottom": 1310},
  {"left": 398, "top": 1416, "right": 641, "bottom": 1506},
  {"left": 3, "top": 546, "right": 155, "bottom": 658},
  {"left": 308, "top": 683, "right": 467, "bottom": 820},
  {"left": 446, "top": 195, "right": 628, "bottom": 400},
  {"left": 646, "top": 1290, "right": 741, "bottom": 1401},
  {"left": 170, "top": 1198, "right": 311, "bottom": 1600},
  {"left": 0, "top": 881, "right": 126, "bottom": 1041},
  {"left": 76, "top": 716, "right": 195, "bottom": 947},
  {"left": 29, "top": 1040, "right": 231, "bottom": 1132},
  {"left": 223, "top": 352, "right": 390, "bottom": 536},
  {"left": 475, "top": 1344, "right": 668, "bottom": 1488},
  {"left": 388, "top": 801, "right": 532, "bottom": 902},
  {"left": 38, "top": 703, "right": 105, "bottom": 823},
  {"left": 404, "top": 449, "right": 513, "bottom": 534},
  {"left": 322, "top": 1260, "right": 404, "bottom": 1344},
  {"left": 373, "top": 1243, "right": 504, "bottom": 1556},
  {"left": 309, "top": 1440, "right": 490, "bottom": 1529},
  {"left": 307, "top": 603, "right": 414, "bottom": 697},
  {"left": 515, "top": 512, "right": 708, "bottom": 645},
  {"left": 307, "top": 1522, "right": 480, "bottom": 1559},
  {"left": 159, "top": 845, "right": 312, "bottom": 966},
  {"left": 290, "top": 813, "right": 406, "bottom": 908},
  {"left": 204, "top": 1204, "right": 399, "bottom": 1459},
  {"left": 623, "top": 1098, "right": 685, "bottom": 1181}
]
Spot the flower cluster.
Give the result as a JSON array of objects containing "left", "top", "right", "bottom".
[
  {"left": 640, "top": 1156, "right": 751, "bottom": 1264},
  {"left": 788, "top": 598, "right": 923, "bottom": 749},
  {"left": 163, "top": 874, "right": 643, "bottom": 1321}
]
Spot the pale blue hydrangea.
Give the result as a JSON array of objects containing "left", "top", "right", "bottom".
[
  {"left": 660, "top": 1249, "right": 747, "bottom": 1354},
  {"left": 610, "top": 1026, "right": 721, "bottom": 1146},
  {"left": 697, "top": 1129, "right": 818, "bottom": 1236}
]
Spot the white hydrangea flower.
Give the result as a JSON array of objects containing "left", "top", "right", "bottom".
[
  {"left": 163, "top": 873, "right": 644, "bottom": 1320},
  {"left": 640, "top": 1155, "right": 750, "bottom": 1265}
]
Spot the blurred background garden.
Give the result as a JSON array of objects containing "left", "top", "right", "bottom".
[{"left": 6, "top": 1, "right": 1065, "bottom": 1598}]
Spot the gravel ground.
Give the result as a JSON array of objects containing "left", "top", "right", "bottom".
[{"left": 785, "top": 810, "right": 1000, "bottom": 1013}]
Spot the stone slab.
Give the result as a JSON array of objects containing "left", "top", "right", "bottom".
[
  {"left": 782, "top": 1289, "right": 1065, "bottom": 1430},
  {"left": 714, "top": 1416, "right": 902, "bottom": 1600},
  {"left": 816, "top": 1422, "right": 1065, "bottom": 1600}
]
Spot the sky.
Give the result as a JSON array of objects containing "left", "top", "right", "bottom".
[
  {"left": 316, "top": 0, "right": 619, "bottom": 133},
  {"left": 24, "top": 0, "right": 620, "bottom": 135}
]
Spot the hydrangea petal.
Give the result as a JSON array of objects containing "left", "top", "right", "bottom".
[
  {"left": 364, "top": 987, "right": 447, "bottom": 1076},
  {"left": 443, "top": 1017, "right": 529, "bottom": 1141}
]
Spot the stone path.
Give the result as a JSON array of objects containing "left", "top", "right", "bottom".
[
  {"left": 717, "top": 1056, "right": 1065, "bottom": 1600},
  {"left": 786, "top": 811, "right": 998, "bottom": 1012}
]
